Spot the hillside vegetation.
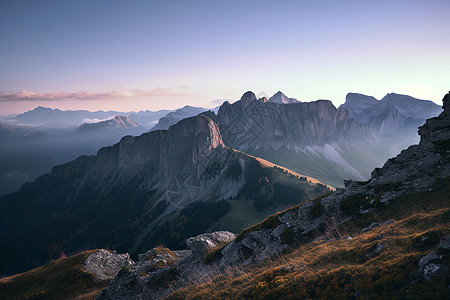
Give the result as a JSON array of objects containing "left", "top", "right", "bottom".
[
  {"left": 0, "top": 250, "right": 107, "bottom": 299},
  {"left": 167, "top": 177, "right": 450, "bottom": 299}
]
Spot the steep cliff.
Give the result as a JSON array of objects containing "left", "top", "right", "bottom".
[
  {"left": 0, "top": 115, "right": 330, "bottom": 276},
  {"left": 97, "top": 92, "right": 450, "bottom": 299},
  {"left": 203, "top": 91, "right": 381, "bottom": 187}
]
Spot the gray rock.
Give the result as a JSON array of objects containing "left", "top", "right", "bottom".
[
  {"left": 84, "top": 249, "right": 134, "bottom": 281},
  {"left": 361, "top": 222, "right": 380, "bottom": 233},
  {"left": 186, "top": 231, "right": 236, "bottom": 258},
  {"left": 98, "top": 231, "right": 236, "bottom": 299},
  {"left": 383, "top": 219, "right": 395, "bottom": 225},
  {"left": 417, "top": 250, "right": 448, "bottom": 281},
  {"left": 375, "top": 243, "right": 386, "bottom": 253},
  {"left": 439, "top": 235, "right": 450, "bottom": 250}
]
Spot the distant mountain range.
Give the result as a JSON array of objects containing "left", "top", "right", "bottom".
[
  {"left": 340, "top": 92, "right": 442, "bottom": 135},
  {"left": 2, "top": 106, "right": 170, "bottom": 129},
  {"left": 0, "top": 106, "right": 210, "bottom": 196},
  {"left": 0, "top": 89, "right": 443, "bottom": 276},
  {"left": 150, "top": 105, "right": 209, "bottom": 131},
  {"left": 76, "top": 115, "right": 146, "bottom": 139},
  {"left": 0, "top": 116, "right": 148, "bottom": 196},
  {"left": 1, "top": 92, "right": 449, "bottom": 298},
  {"left": 200, "top": 91, "right": 441, "bottom": 187}
]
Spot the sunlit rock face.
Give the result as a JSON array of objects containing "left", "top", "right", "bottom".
[
  {"left": 0, "top": 113, "right": 328, "bottom": 276},
  {"left": 201, "top": 91, "right": 376, "bottom": 187},
  {"left": 0, "top": 115, "right": 243, "bottom": 276},
  {"left": 207, "top": 91, "right": 373, "bottom": 151},
  {"left": 268, "top": 91, "right": 300, "bottom": 104},
  {"left": 201, "top": 91, "right": 443, "bottom": 188}
]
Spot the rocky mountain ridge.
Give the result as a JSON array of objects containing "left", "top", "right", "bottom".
[
  {"left": 0, "top": 114, "right": 330, "bottom": 276},
  {"left": 202, "top": 91, "right": 381, "bottom": 187},
  {"left": 341, "top": 92, "right": 442, "bottom": 136},
  {"left": 205, "top": 91, "right": 373, "bottom": 150},
  {"left": 267, "top": 91, "right": 300, "bottom": 104},
  {"left": 218, "top": 91, "right": 450, "bottom": 267},
  {"left": 77, "top": 115, "right": 141, "bottom": 131},
  {"left": 201, "top": 91, "right": 443, "bottom": 188},
  {"left": 95, "top": 92, "right": 450, "bottom": 299},
  {"left": 5, "top": 106, "right": 170, "bottom": 129},
  {"left": 150, "top": 106, "right": 209, "bottom": 132}
]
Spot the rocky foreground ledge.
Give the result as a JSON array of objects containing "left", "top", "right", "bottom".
[{"left": 84, "top": 231, "right": 235, "bottom": 299}]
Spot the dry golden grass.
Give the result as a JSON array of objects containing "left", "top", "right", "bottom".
[
  {"left": 0, "top": 250, "right": 108, "bottom": 300},
  {"left": 166, "top": 177, "right": 450, "bottom": 299}
]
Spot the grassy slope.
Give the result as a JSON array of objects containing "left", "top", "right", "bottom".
[
  {"left": 211, "top": 152, "right": 330, "bottom": 233},
  {"left": 0, "top": 250, "right": 108, "bottom": 300},
  {"left": 235, "top": 150, "right": 335, "bottom": 189},
  {"left": 167, "top": 177, "right": 450, "bottom": 299}
]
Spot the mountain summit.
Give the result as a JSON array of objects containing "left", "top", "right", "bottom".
[
  {"left": 341, "top": 92, "right": 442, "bottom": 135},
  {"left": 268, "top": 91, "right": 300, "bottom": 104},
  {"left": 202, "top": 91, "right": 375, "bottom": 187},
  {"left": 77, "top": 115, "right": 140, "bottom": 132}
]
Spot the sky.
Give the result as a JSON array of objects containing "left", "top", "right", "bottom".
[{"left": 0, "top": 0, "right": 449, "bottom": 115}]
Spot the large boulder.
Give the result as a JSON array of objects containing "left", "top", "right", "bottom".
[
  {"left": 186, "top": 231, "right": 236, "bottom": 257},
  {"left": 84, "top": 249, "right": 133, "bottom": 281}
]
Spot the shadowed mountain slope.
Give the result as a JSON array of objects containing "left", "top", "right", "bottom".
[{"left": 0, "top": 115, "right": 330, "bottom": 276}]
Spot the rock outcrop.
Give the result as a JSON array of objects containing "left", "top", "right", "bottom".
[
  {"left": 84, "top": 250, "right": 134, "bottom": 281},
  {"left": 186, "top": 231, "right": 236, "bottom": 258},
  {"left": 97, "top": 232, "right": 236, "bottom": 299}
]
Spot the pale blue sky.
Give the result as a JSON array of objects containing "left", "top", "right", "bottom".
[{"left": 0, "top": 0, "right": 449, "bottom": 114}]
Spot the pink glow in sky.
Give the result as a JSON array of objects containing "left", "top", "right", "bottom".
[{"left": 1, "top": 0, "right": 449, "bottom": 115}]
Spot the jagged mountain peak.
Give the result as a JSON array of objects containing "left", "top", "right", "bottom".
[
  {"left": 268, "top": 91, "right": 300, "bottom": 104},
  {"left": 443, "top": 91, "right": 450, "bottom": 111},
  {"left": 149, "top": 105, "right": 209, "bottom": 131},
  {"left": 341, "top": 92, "right": 442, "bottom": 135},
  {"left": 77, "top": 115, "right": 140, "bottom": 132},
  {"left": 341, "top": 93, "right": 378, "bottom": 115},
  {"left": 417, "top": 91, "right": 450, "bottom": 144},
  {"left": 110, "top": 115, "right": 139, "bottom": 128},
  {"left": 165, "top": 115, "right": 225, "bottom": 156},
  {"left": 240, "top": 91, "right": 257, "bottom": 102}
]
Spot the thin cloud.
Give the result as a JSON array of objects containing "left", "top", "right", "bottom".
[{"left": 0, "top": 87, "right": 188, "bottom": 102}]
